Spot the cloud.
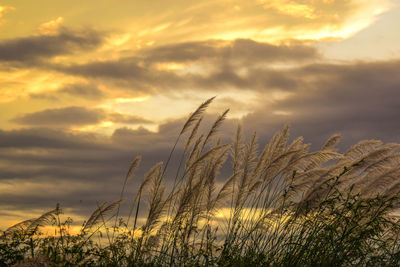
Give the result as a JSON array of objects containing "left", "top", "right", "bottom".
[
  {"left": 11, "top": 106, "right": 105, "bottom": 126},
  {"left": 50, "top": 40, "right": 400, "bottom": 113},
  {"left": 54, "top": 39, "right": 319, "bottom": 93},
  {"left": 10, "top": 106, "right": 152, "bottom": 127},
  {"left": 10, "top": 58, "right": 400, "bottom": 149},
  {"left": 259, "top": 0, "right": 317, "bottom": 19},
  {"left": 2, "top": 59, "right": 400, "bottom": 221},
  {"left": 29, "top": 83, "right": 106, "bottom": 101},
  {"left": 242, "top": 59, "right": 400, "bottom": 149},
  {"left": 108, "top": 113, "right": 152, "bottom": 124},
  {"left": 38, "top": 17, "right": 65, "bottom": 35},
  {"left": 143, "top": 39, "right": 320, "bottom": 63},
  {"left": 123, "top": 0, "right": 392, "bottom": 44},
  {"left": 0, "top": 118, "right": 190, "bottom": 219},
  {"left": 0, "top": 128, "right": 104, "bottom": 149},
  {"left": 60, "top": 83, "right": 104, "bottom": 98},
  {"left": 0, "top": 27, "right": 105, "bottom": 64}
]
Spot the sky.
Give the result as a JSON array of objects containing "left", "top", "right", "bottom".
[{"left": 1, "top": 0, "right": 400, "bottom": 228}]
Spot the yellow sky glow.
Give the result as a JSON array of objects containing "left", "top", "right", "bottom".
[{"left": 0, "top": 0, "right": 397, "bottom": 134}]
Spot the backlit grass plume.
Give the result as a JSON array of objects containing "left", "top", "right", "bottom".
[{"left": 2, "top": 98, "right": 400, "bottom": 266}]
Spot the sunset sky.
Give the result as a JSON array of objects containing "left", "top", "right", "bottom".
[{"left": 1, "top": 0, "right": 400, "bottom": 228}]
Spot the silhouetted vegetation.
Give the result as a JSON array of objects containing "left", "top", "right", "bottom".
[{"left": 2, "top": 98, "right": 400, "bottom": 266}]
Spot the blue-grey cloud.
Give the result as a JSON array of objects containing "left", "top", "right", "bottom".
[
  {"left": 29, "top": 83, "right": 105, "bottom": 101},
  {"left": 0, "top": 27, "right": 105, "bottom": 65},
  {"left": 11, "top": 106, "right": 152, "bottom": 127}
]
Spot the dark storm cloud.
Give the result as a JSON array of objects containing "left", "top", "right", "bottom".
[
  {"left": 10, "top": 106, "right": 152, "bottom": 126},
  {"left": 0, "top": 27, "right": 105, "bottom": 64}
]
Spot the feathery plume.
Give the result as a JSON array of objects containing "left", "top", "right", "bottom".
[
  {"left": 136, "top": 162, "right": 164, "bottom": 202},
  {"left": 125, "top": 156, "right": 142, "bottom": 181},
  {"left": 343, "top": 139, "right": 383, "bottom": 160},
  {"left": 180, "top": 96, "right": 215, "bottom": 135},
  {"left": 184, "top": 117, "right": 203, "bottom": 154},
  {"left": 322, "top": 133, "right": 342, "bottom": 150},
  {"left": 83, "top": 200, "right": 122, "bottom": 233},
  {"left": 203, "top": 109, "right": 229, "bottom": 149}
]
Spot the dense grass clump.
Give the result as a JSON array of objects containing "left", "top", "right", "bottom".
[{"left": 2, "top": 97, "right": 400, "bottom": 266}]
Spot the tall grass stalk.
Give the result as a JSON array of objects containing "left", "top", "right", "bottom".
[{"left": 2, "top": 99, "right": 400, "bottom": 266}]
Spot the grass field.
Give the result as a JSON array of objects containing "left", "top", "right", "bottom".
[{"left": 2, "top": 98, "right": 400, "bottom": 266}]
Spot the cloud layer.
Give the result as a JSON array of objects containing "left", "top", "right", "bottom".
[
  {"left": 0, "top": 27, "right": 105, "bottom": 65},
  {"left": 11, "top": 106, "right": 151, "bottom": 127},
  {"left": 2, "top": 55, "right": 400, "bottom": 223}
]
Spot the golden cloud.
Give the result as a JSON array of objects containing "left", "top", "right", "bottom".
[
  {"left": 259, "top": 0, "right": 317, "bottom": 19},
  {"left": 124, "top": 0, "right": 393, "bottom": 45},
  {"left": 38, "top": 17, "right": 64, "bottom": 35}
]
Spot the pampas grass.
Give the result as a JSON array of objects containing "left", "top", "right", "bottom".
[{"left": 2, "top": 99, "right": 400, "bottom": 266}]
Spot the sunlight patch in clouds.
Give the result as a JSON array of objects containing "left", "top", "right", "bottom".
[
  {"left": 259, "top": 0, "right": 317, "bottom": 19},
  {"left": 155, "top": 62, "right": 185, "bottom": 71},
  {"left": 203, "top": 0, "right": 393, "bottom": 43},
  {"left": 115, "top": 96, "right": 150, "bottom": 103},
  {"left": 0, "top": 70, "right": 85, "bottom": 103},
  {"left": 71, "top": 121, "right": 114, "bottom": 133},
  {"left": 38, "top": 17, "right": 64, "bottom": 35},
  {"left": 0, "top": 5, "right": 14, "bottom": 20},
  {"left": 118, "top": 0, "right": 394, "bottom": 47}
]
